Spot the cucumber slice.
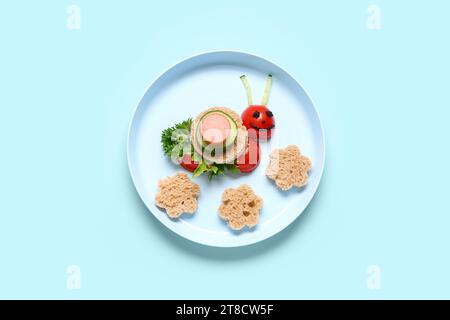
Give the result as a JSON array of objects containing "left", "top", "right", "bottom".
[
  {"left": 240, "top": 75, "right": 253, "bottom": 106},
  {"left": 195, "top": 110, "right": 238, "bottom": 148},
  {"left": 261, "top": 74, "right": 272, "bottom": 106}
]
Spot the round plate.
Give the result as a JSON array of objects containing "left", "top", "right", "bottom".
[{"left": 127, "top": 51, "right": 325, "bottom": 247}]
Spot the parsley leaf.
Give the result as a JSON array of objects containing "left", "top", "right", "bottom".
[{"left": 161, "top": 118, "right": 192, "bottom": 158}]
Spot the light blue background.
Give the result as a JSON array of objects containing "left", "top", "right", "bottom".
[{"left": 1, "top": 0, "right": 449, "bottom": 299}]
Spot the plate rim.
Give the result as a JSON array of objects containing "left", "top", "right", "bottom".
[{"left": 127, "top": 50, "right": 326, "bottom": 248}]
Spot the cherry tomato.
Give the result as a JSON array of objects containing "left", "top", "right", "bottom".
[
  {"left": 236, "top": 137, "right": 260, "bottom": 173},
  {"left": 179, "top": 154, "right": 199, "bottom": 172},
  {"left": 241, "top": 105, "right": 275, "bottom": 139}
]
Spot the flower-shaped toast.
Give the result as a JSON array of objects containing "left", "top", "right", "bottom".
[
  {"left": 265, "top": 145, "right": 311, "bottom": 191},
  {"left": 155, "top": 172, "right": 200, "bottom": 218},
  {"left": 218, "top": 184, "right": 263, "bottom": 230}
]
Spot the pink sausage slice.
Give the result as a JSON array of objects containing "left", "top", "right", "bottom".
[{"left": 200, "top": 113, "right": 230, "bottom": 144}]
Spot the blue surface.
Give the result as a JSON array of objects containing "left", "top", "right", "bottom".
[{"left": 0, "top": 0, "right": 449, "bottom": 299}]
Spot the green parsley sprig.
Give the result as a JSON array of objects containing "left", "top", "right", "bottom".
[{"left": 161, "top": 118, "right": 192, "bottom": 158}]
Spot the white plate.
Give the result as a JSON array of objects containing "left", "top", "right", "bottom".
[{"left": 127, "top": 51, "right": 325, "bottom": 247}]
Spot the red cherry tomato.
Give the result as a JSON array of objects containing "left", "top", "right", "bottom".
[
  {"left": 236, "top": 138, "right": 260, "bottom": 173},
  {"left": 241, "top": 105, "right": 275, "bottom": 140},
  {"left": 179, "top": 154, "right": 199, "bottom": 172}
]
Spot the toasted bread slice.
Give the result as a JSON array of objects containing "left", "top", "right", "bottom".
[
  {"left": 265, "top": 145, "right": 311, "bottom": 191},
  {"left": 218, "top": 184, "right": 263, "bottom": 230},
  {"left": 155, "top": 172, "right": 200, "bottom": 218}
]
